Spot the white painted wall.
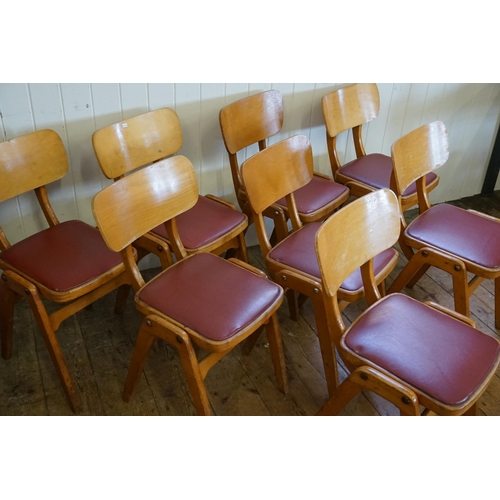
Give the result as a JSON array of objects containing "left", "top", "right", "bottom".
[{"left": 1, "top": 83, "right": 500, "bottom": 266}]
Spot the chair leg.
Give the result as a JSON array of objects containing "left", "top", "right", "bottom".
[
  {"left": 265, "top": 313, "right": 288, "bottom": 394},
  {"left": 312, "top": 296, "right": 339, "bottom": 395},
  {"left": 236, "top": 232, "right": 248, "bottom": 263},
  {"left": 123, "top": 319, "right": 157, "bottom": 403},
  {"left": 242, "top": 326, "right": 264, "bottom": 355},
  {"left": 286, "top": 288, "right": 299, "bottom": 321},
  {"left": 463, "top": 402, "right": 477, "bottom": 416},
  {"left": 114, "top": 284, "right": 131, "bottom": 315},
  {"left": 25, "top": 285, "right": 81, "bottom": 413},
  {"left": 316, "top": 375, "right": 363, "bottom": 416},
  {"left": 0, "top": 278, "right": 20, "bottom": 359}
]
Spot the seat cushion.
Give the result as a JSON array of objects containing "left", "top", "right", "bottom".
[
  {"left": 137, "top": 253, "right": 282, "bottom": 342},
  {"left": 406, "top": 204, "right": 500, "bottom": 270},
  {"left": 344, "top": 294, "right": 500, "bottom": 406},
  {"left": 268, "top": 222, "right": 397, "bottom": 292},
  {"left": 340, "top": 153, "right": 438, "bottom": 197},
  {"left": 276, "top": 175, "right": 349, "bottom": 215},
  {"left": 151, "top": 195, "right": 246, "bottom": 250},
  {"left": 0, "top": 220, "right": 123, "bottom": 292}
]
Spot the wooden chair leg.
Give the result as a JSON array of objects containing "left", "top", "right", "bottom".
[
  {"left": 114, "top": 284, "right": 131, "bottom": 315},
  {"left": 286, "top": 289, "right": 299, "bottom": 321},
  {"left": 236, "top": 232, "right": 248, "bottom": 263},
  {"left": 24, "top": 284, "right": 81, "bottom": 413},
  {"left": 312, "top": 296, "right": 339, "bottom": 395},
  {"left": 242, "top": 326, "right": 264, "bottom": 355},
  {"left": 317, "top": 375, "right": 363, "bottom": 416},
  {"left": 0, "top": 277, "right": 20, "bottom": 359},
  {"left": 265, "top": 313, "right": 288, "bottom": 394},
  {"left": 463, "top": 402, "right": 477, "bottom": 416},
  {"left": 123, "top": 319, "right": 157, "bottom": 403}
]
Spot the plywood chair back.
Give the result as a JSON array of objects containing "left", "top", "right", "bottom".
[
  {"left": 391, "top": 120, "right": 449, "bottom": 215},
  {"left": 242, "top": 134, "right": 313, "bottom": 255},
  {"left": 93, "top": 155, "right": 198, "bottom": 285},
  {"left": 316, "top": 188, "right": 401, "bottom": 336},
  {"left": 322, "top": 82, "right": 380, "bottom": 154},
  {"left": 92, "top": 108, "right": 183, "bottom": 180},
  {"left": 0, "top": 130, "right": 130, "bottom": 413},
  {"left": 219, "top": 89, "right": 283, "bottom": 212},
  {"left": 0, "top": 130, "right": 68, "bottom": 243}
]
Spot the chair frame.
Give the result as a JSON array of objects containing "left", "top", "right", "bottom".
[
  {"left": 322, "top": 83, "right": 440, "bottom": 213},
  {"left": 386, "top": 120, "right": 500, "bottom": 329},
  {"left": 0, "top": 129, "right": 131, "bottom": 413},
  {"left": 93, "top": 107, "right": 248, "bottom": 270},
  {"left": 241, "top": 135, "right": 398, "bottom": 396},
  {"left": 314, "top": 189, "right": 500, "bottom": 416},
  {"left": 220, "top": 89, "right": 349, "bottom": 242},
  {"left": 92, "top": 156, "right": 288, "bottom": 415}
]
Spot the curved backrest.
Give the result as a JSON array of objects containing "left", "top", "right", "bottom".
[
  {"left": 241, "top": 135, "right": 313, "bottom": 216},
  {"left": 92, "top": 108, "right": 183, "bottom": 180},
  {"left": 92, "top": 156, "right": 198, "bottom": 252},
  {"left": 0, "top": 129, "right": 68, "bottom": 203},
  {"left": 316, "top": 189, "right": 400, "bottom": 297},
  {"left": 391, "top": 121, "right": 449, "bottom": 195},
  {"left": 322, "top": 83, "right": 380, "bottom": 138},
  {"left": 219, "top": 90, "right": 283, "bottom": 154}
]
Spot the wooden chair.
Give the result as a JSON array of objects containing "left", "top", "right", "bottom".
[
  {"left": 315, "top": 188, "right": 500, "bottom": 416},
  {"left": 0, "top": 130, "right": 132, "bottom": 413},
  {"left": 322, "top": 83, "right": 439, "bottom": 213},
  {"left": 387, "top": 120, "right": 500, "bottom": 329},
  {"left": 220, "top": 89, "right": 350, "bottom": 242},
  {"left": 92, "top": 155, "right": 288, "bottom": 416},
  {"left": 92, "top": 107, "right": 248, "bottom": 269},
  {"left": 241, "top": 135, "right": 398, "bottom": 396}
]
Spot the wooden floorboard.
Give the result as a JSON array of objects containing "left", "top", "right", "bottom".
[{"left": 2, "top": 192, "right": 500, "bottom": 416}]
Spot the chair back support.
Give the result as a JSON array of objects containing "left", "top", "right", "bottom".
[
  {"left": 316, "top": 189, "right": 400, "bottom": 297},
  {"left": 0, "top": 130, "right": 68, "bottom": 203},
  {"left": 391, "top": 121, "right": 449, "bottom": 196},
  {"left": 92, "top": 108, "right": 183, "bottom": 179},
  {"left": 92, "top": 155, "right": 198, "bottom": 252},
  {"left": 219, "top": 90, "right": 283, "bottom": 155},
  {"left": 322, "top": 83, "right": 380, "bottom": 138},
  {"left": 242, "top": 135, "right": 313, "bottom": 215}
]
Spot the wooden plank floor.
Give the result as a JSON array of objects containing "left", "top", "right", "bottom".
[{"left": 2, "top": 192, "right": 500, "bottom": 416}]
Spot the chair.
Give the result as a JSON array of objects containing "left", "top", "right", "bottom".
[
  {"left": 0, "top": 130, "right": 132, "bottom": 413},
  {"left": 92, "top": 107, "right": 248, "bottom": 269},
  {"left": 220, "top": 89, "right": 350, "bottom": 242},
  {"left": 387, "top": 120, "right": 500, "bottom": 329},
  {"left": 322, "top": 83, "right": 439, "bottom": 213},
  {"left": 92, "top": 155, "right": 288, "bottom": 416},
  {"left": 315, "top": 188, "right": 500, "bottom": 416},
  {"left": 241, "top": 135, "right": 398, "bottom": 396}
]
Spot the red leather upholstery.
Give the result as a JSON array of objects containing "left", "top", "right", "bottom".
[
  {"left": 137, "top": 253, "right": 282, "bottom": 342},
  {"left": 344, "top": 293, "right": 500, "bottom": 405},
  {"left": 276, "top": 175, "right": 349, "bottom": 214},
  {"left": 0, "top": 220, "right": 123, "bottom": 292},
  {"left": 406, "top": 204, "right": 500, "bottom": 269},
  {"left": 268, "top": 222, "right": 397, "bottom": 292},
  {"left": 151, "top": 195, "right": 247, "bottom": 250},
  {"left": 340, "top": 153, "right": 438, "bottom": 197}
]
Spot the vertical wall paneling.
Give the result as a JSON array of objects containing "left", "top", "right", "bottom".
[
  {"left": 1, "top": 83, "right": 500, "bottom": 267},
  {"left": 60, "top": 83, "right": 102, "bottom": 225},
  {"left": 200, "top": 83, "right": 226, "bottom": 198}
]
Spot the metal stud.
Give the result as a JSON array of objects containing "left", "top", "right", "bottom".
[
  {"left": 25, "top": 289, "right": 30, "bottom": 296},
  {"left": 401, "top": 396, "right": 411, "bottom": 405},
  {"left": 146, "top": 319, "right": 152, "bottom": 327},
  {"left": 422, "top": 251, "right": 428, "bottom": 257},
  {"left": 275, "top": 211, "right": 279, "bottom": 216},
  {"left": 157, "top": 246, "right": 163, "bottom": 252},
  {"left": 1, "top": 274, "right": 7, "bottom": 281},
  {"left": 281, "top": 275, "right": 287, "bottom": 281},
  {"left": 313, "top": 288, "right": 319, "bottom": 294},
  {"left": 176, "top": 336, "right": 183, "bottom": 344},
  {"left": 454, "top": 265, "right": 462, "bottom": 272},
  {"left": 360, "top": 372, "right": 368, "bottom": 381}
]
